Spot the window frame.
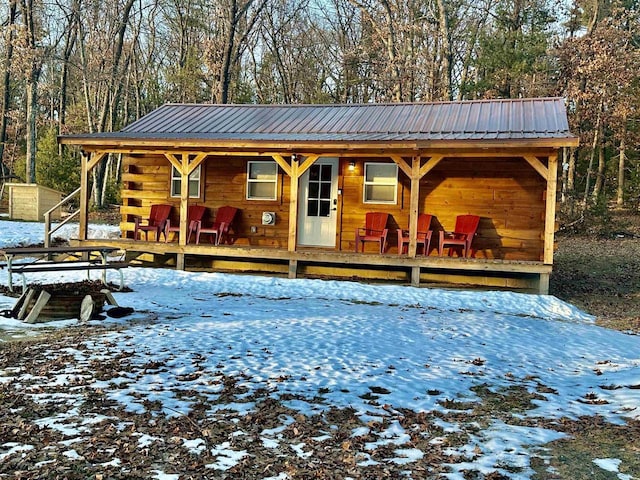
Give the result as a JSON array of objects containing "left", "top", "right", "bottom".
[
  {"left": 363, "top": 162, "right": 398, "bottom": 204},
  {"left": 170, "top": 164, "right": 203, "bottom": 199},
  {"left": 246, "top": 160, "right": 278, "bottom": 201}
]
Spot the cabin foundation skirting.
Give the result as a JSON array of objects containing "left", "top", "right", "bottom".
[{"left": 73, "top": 239, "right": 552, "bottom": 294}]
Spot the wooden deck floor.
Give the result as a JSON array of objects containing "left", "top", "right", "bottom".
[{"left": 73, "top": 238, "right": 552, "bottom": 293}]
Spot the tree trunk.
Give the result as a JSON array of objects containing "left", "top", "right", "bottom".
[
  {"left": 617, "top": 125, "right": 626, "bottom": 207},
  {"left": 93, "top": 0, "right": 136, "bottom": 208},
  {"left": 592, "top": 137, "right": 606, "bottom": 203},
  {"left": 21, "top": 0, "right": 42, "bottom": 184},
  {"left": 583, "top": 105, "right": 602, "bottom": 205},
  {"left": 436, "top": 0, "right": 453, "bottom": 100},
  {"left": 25, "top": 67, "right": 41, "bottom": 183},
  {"left": 0, "top": 0, "right": 17, "bottom": 177},
  {"left": 58, "top": 0, "right": 79, "bottom": 155}
]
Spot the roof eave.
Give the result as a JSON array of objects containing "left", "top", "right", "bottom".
[{"left": 58, "top": 135, "right": 580, "bottom": 152}]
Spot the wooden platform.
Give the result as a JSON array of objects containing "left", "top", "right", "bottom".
[{"left": 73, "top": 239, "right": 552, "bottom": 293}]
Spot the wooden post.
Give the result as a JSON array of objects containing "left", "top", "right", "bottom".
[
  {"left": 408, "top": 157, "right": 421, "bottom": 257},
  {"left": 288, "top": 156, "right": 299, "bottom": 252},
  {"left": 543, "top": 154, "right": 558, "bottom": 265},
  {"left": 288, "top": 259, "right": 298, "bottom": 279},
  {"left": 411, "top": 266, "right": 420, "bottom": 286},
  {"left": 538, "top": 272, "right": 550, "bottom": 295},
  {"left": 79, "top": 152, "right": 90, "bottom": 240},
  {"left": 179, "top": 153, "right": 189, "bottom": 247}
]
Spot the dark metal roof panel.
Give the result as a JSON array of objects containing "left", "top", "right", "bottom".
[{"left": 110, "top": 98, "right": 575, "bottom": 142}]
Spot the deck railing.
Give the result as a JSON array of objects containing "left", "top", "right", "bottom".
[{"left": 44, "top": 187, "right": 81, "bottom": 248}]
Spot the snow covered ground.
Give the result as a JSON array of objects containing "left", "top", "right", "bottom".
[{"left": 0, "top": 219, "right": 639, "bottom": 479}]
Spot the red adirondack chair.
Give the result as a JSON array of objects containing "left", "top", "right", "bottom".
[
  {"left": 165, "top": 205, "right": 206, "bottom": 243},
  {"left": 397, "top": 213, "right": 433, "bottom": 256},
  {"left": 134, "top": 204, "right": 172, "bottom": 241},
  {"left": 438, "top": 214, "right": 480, "bottom": 258},
  {"left": 195, "top": 206, "right": 239, "bottom": 245},
  {"left": 355, "top": 212, "right": 389, "bottom": 254}
]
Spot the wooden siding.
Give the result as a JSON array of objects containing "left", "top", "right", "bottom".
[
  {"left": 121, "top": 154, "right": 293, "bottom": 246},
  {"left": 339, "top": 157, "right": 545, "bottom": 261},
  {"left": 7, "top": 183, "right": 62, "bottom": 221}
]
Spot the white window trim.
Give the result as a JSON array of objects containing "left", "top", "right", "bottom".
[
  {"left": 247, "top": 161, "right": 278, "bottom": 200},
  {"left": 363, "top": 162, "right": 398, "bottom": 204},
  {"left": 170, "top": 165, "right": 202, "bottom": 198}
]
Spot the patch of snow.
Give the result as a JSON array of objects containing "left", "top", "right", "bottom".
[{"left": 0, "top": 443, "right": 34, "bottom": 461}]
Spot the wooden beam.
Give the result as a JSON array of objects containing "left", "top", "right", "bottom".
[
  {"left": 297, "top": 154, "right": 319, "bottom": 177},
  {"left": 390, "top": 155, "right": 412, "bottom": 178},
  {"left": 61, "top": 135, "right": 580, "bottom": 150},
  {"left": 271, "top": 154, "right": 292, "bottom": 177},
  {"left": 164, "top": 153, "right": 183, "bottom": 173},
  {"left": 543, "top": 154, "right": 558, "bottom": 265},
  {"left": 524, "top": 155, "right": 549, "bottom": 179},
  {"left": 86, "top": 151, "right": 107, "bottom": 171},
  {"left": 186, "top": 152, "right": 208, "bottom": 175},
  {"left": 419, "top": 155, "right": 444, "bottom": 178}
]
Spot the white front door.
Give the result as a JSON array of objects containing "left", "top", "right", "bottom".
[{"left": 297, "top": 157, "right": 339, "bottom": 247}]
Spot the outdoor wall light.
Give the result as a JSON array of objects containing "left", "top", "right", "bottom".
[{"left": 348, "top": 161, "right": 356, "bottom": 171}]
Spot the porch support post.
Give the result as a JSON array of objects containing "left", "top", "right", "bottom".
[
  {"left": 408, "top": 156, "right": 421, "bottom": 257},
  {"left": 178, "top": 153, "right": 190, "bottom": 247},
  {"left": 284, "top": 154, "right": 319, "bottom": 253},
  {"left": 79, "top": 151, "right": 106, "bottom": 240},
  {"left": 288, "top": 259, "right": 298, "bottom": 279},
  {"left": 411, "top": 266, "right": 420, "bottom": 287},
  {"left": 165, "top": 152, "right": 207, "bottom": 247},
  {"left": 288, "top": 157, "right": 300, "bottom": 252},
  {"left": 538, "top": 272, "right": 550, "bottom": 295},
  {"left": 543, "top": 154, "right": 558, "bottom": 265},
  {"left": 79, "top": 153, "right": 90, "bottom": 241}
]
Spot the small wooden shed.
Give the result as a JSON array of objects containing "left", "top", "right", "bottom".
[{"left": 6, "top": 183, "right": 63, "bottom": 221}]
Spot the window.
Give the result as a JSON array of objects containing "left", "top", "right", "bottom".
[
  {"left": 171, "top": 165, "right": 202, "bottom": 198},
  {"left": 247, "top": 161, "right": 278, "bottom": 200},
  {"left": 364, "top": 163, "right": 397, "bottom": 204}
]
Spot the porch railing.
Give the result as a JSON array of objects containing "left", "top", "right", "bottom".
[{"left": 44, "top": 187, "right": 81, "bottom": 248}]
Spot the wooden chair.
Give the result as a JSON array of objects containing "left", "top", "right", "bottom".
[
  {"left": 397, "top": 213, "right": 433, "bottom": 256},
  {"left": 165, "top": 205, "right": 206, "bottom": 243},
  {"left": 195, "top": 206, "right": 239, "bottom": 245},
  {"left": 438, "top": 214, "right": 480, "bottom": 258},
  {"left": 133, "top": 204, "right": 172, "bottom": 241},
  {"left": 355, "top": 212, "right": 389, "bottom": 254}
]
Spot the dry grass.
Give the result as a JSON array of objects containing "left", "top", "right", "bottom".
[{"left": 551, "top": 211, "right": 640, "bottom": 334}]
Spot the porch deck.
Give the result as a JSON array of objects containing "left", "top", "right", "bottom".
[{"left": 73, "top": 238, "right": 552, "bottom": 293}]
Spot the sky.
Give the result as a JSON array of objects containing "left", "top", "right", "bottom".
[{"left": 0, "top": 219, "right": 639, "bottom": 479}]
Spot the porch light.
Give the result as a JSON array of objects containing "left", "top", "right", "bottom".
[{"left": 348, "top": 161, "right": 356, "bottom": 171}]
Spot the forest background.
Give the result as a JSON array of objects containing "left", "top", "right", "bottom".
[{"left": 0, "top": 0, "right": 639, "bottom": 228}]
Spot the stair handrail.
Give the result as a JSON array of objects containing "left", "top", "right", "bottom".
[{"left": 44, "top": 187, "right": 81, "bottom": 248}]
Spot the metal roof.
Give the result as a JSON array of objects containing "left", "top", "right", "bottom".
[{"left": 62, "top": 98, "right": 577, "bottom": 145}]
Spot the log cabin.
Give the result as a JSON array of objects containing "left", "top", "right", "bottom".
[{"left": 59, "top": 97, "right": 579, "bottom": 293}]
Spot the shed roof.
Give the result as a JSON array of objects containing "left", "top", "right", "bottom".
[{"left": 60, "top": 98, "right": 578, "bottom": 149}]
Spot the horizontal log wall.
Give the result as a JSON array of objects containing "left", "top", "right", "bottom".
[
  {"left": 421, "top": 158, "right": 545, "bottom": 261},
  {"left": 121, "top": 154, "right": 291, "bottom": 245},
  {"left": 339, "top": 156, "right": 545, "bottom": 261}
]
